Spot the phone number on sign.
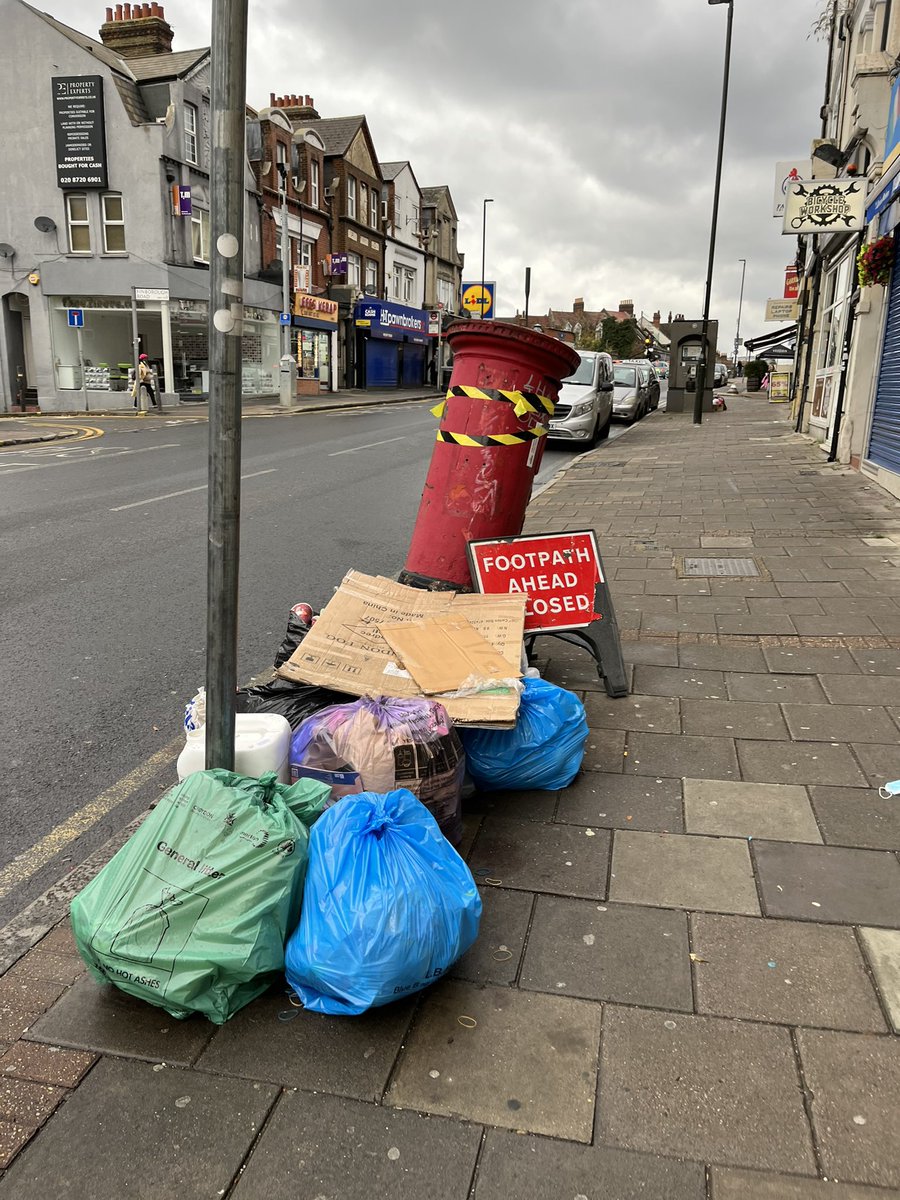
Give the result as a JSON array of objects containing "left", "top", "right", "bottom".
[{"left": 60, "top": 175, "right": 104, "bottom": 184}]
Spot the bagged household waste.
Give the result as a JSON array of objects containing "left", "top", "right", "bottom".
[
  {"left": 285, "top": 788, "right": 481, "bottom": 1015},
  {"left": 70, "top": 769, "right": 330, "bottom": 1024},
  {"left": 290, "top": 695, "right": 465, "bottom": 843},
  {"left": 461, "top": 675, "right": 588, "bottom": 792}
]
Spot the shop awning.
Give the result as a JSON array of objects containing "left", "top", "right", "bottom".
[{"left": 744, "top": 324, "right": 798, "bottom": 356}]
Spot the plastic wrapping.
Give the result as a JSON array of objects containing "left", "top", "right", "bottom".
[
  {"left": 461, "top": 675, "right": 588, "bottom": 792},
  {"left": 70, "top": 770, "right": 330, "bottom": 1024},
  {"left": 290, "top": 696, "right": 465, "bottom": 843},
  {"left": 285, "top": 788, "right": 481, "bottom": 1015}
]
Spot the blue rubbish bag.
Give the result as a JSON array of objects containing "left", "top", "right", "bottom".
[
  {"left": 461, "top": 676, "right": 588, "bottom": 792},
  {"left": 285, "top": 789, "right": 481, "bottom": 1015}
]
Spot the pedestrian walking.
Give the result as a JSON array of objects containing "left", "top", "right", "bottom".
[{"left": 133, "top": 353, "right": 158, "bottom": 409}]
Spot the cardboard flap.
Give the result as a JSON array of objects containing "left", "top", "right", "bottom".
[{"left": 378, "top": 616, "right": 520, "bottom": 695}]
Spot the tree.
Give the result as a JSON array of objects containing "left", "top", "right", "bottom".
[{"left": 598, "top": 316, "right": 644, "bottom": 359}]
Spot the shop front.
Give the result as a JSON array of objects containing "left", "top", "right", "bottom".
[
  {"left": 293, "top": 292, "right": 338, "bottom": 396},
  {"left": 353, "top": 299, "right": 431, "bottom": 389},
  {"left": 807, "top": 246, "right": 854, "bottom": 447}
]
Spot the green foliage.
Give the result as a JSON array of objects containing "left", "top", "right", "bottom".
[
  {"left": 744, "top": 358, "right": 769, "bottom": 381},
  {"left": 598, "top": 316, "right": 643, "bottom": 359}
]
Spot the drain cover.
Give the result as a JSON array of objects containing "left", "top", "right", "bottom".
[{"left": 683, "top": 557, "right": 760, "bottom": 577}]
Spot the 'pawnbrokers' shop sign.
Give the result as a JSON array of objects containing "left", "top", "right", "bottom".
[{"left": 52, "top": 76, "right": 108, "bottom": 189}]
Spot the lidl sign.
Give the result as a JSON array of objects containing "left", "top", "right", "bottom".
[{"left": 461, "top": 281, "right": 496, "bottom": 319}]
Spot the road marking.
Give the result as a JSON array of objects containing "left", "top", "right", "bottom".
[
  {"left": 110, "top": 467, "right": 277, "bottom": 511},
  {"left": 0, "top": 442, "right": 181, "bottom": 475},
  {"left": 328, "top": 435, "right": 407, "bottom": 457},
  {"left": 0, "top": 739, "right": 182, "bottom": 901}
]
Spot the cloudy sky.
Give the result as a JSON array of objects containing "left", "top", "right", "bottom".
[{"left": 68, "top": 0, "right": 828, "bottom": 351}]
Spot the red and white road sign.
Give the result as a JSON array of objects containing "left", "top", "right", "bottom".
[{"left": 467, "top": 529, "right": 605, "bottom": 633}]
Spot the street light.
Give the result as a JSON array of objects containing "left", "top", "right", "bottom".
[
  {"left": 694, "top": 0, "right": 734, "bottom": 425},
  {"left": 734, "top": 257, "right": 746, "bottom": 372},
  {"left": 480, "top": 198, "right": 493, "bottom": 319}
]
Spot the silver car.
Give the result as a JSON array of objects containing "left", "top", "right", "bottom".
[
  {"left": 548, "top": 351, "right": 614, "bottom": 446},
  {"left": 612, "top": 363, "right": 653, "bottom": 423}
]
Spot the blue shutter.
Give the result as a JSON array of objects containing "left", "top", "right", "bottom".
[
  {"left": 868, "top": 263, "right": 900, "bottom": 473},
  {"left": 365, "top": 339, "right": 399, "bottom": 388}
]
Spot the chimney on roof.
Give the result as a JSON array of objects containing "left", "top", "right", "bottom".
[
  {"left": 268, "top": 93, "right": 320, "bottom": 120},
  {"left": 619, "top": 299, "right": 634, "bottom": 316},
  {"left": 573, "top": 298, "right": 584, "bottom": 317},
  {"left": 653, "top": 310, "right": 661, "bottom": 327},
  {"left": 99, "top": 1, "right": 174, "bottom": 57}
]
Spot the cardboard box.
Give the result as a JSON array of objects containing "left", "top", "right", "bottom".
[
  {"left": 379, "top": 616, "right": 517, "bottom": 696},
  {"left": 277, "top": 572, "right": 526, "bottom": 726}
]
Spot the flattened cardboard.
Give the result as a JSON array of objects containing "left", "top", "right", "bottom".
[
  {"left": 379, "top": 616, "right": 518, "bottom": 695},
  {"left": 276, "top": 571, "right": 526, "bottom": 725}
]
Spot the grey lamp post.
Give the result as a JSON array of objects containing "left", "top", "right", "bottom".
[
  {"left": 480, "top": 198, "right": 493, "bottom": 319},
  {"left": 694, "top": 0, "right": 734, "bottom": 425},
  {"left": 734, "top": 257, "right": 746, "bottom": 371}
]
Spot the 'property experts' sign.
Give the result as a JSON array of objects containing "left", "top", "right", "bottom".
[
  {"left": 468, "top": 530, "right": 606, "bottom": 633},
  {"left": 52, "top": 76, "right": 108, "bottom": 189}
]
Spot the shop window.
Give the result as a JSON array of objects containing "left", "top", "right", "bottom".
[
  {"left": 371, "top": 189, "right": 378, "bottom": 227},
  {"left": 192, "top": 208, "right": 210, "bottom": 263},
  {"left": 347, "top": 251, "right": 361, "bottom": 287},
  {"left": 347, "top": 175, "right": 357, "bottom": 219},
  {"left": 310, "top": 158, "right": 319, "bottom": 208},
  {"left": 365, "top": 259, "right": 378, "bottom": 294},
  {"left": 184, "top": 102, "right": 198, "bottom": 164},
  {"left": 102, "top": 193, "right": 126, "bottom": 253},
  {"left": 392, "top": 263, "right": 403, "bottom": 300},
  {"left": 65, "top": 193, "right": 91, "bottom": 254},
  {"left": 360, "top": 183, "right": 368, "bottom": 225},
  {"left": 403, "top": 268, "right": 415, "bottom": 303}
]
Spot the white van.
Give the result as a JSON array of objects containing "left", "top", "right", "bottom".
[{"left": 548, "top": 351, "right": 614, "bottom": 446}]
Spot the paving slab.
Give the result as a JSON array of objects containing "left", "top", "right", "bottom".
[
  {"left": 0, "top": 981, "right": 69, "bottom": 1044},
  {"left": 194, "top": 990, "right": 414, "bottom": 1100},
  {"left": 474, "top": 1129, "right": 707, "bottom": 1200},
  {"left": 468, "top": 817, "right": 610, "bottom": 899},
  {"left": 808, "top": 785, "right": 900, "bottom": 850},
  {"left": 736, "top": 739, "right": 867, "bottom": 787},
  {"left": 792, "top": 615, "right": 881, "bottom": 636},
  {"left": 520, "top": 896, "right": 692, "bottom": 1010},
  {"left": 609, "top": 831, "right": 760, "bottom": 915},
  {"left": 783, "top": 703, "right": 900, "bottom": 744},
  {"left": 691, "top": 913, "right": 885, "bottom": 1031},
  {"left": 641, "top": 613, "right": 718, "bottom": 634},
  {"left": 465, "top": 788, "right": 558, "bottom": 823},
  {"left": 710, "top": 1167, "right": 898, "bottom": 1198},
  {"left": 0, "top": 1076, "right": 65, "bottom": 1133},
  {"left": 747, "top": 597, "right": 826, "bottom": 614},
  {"left": 632, "top": 664, "right": 726, "bottom": 698},
  {"left": 450, "top": 887, "right": 533, "bottom": 986},
  {"left": 763, "top": 647, "right": 861, "bottom": 675},
  {"left": 231, "top": 1089, "right": 481, "bottom": 1200},
  {"left": 24, "top": 976, "right": 215, "bottom": 1066},
  {"left": 859, "top": 927, "right": 900, "bottom": 1034},
  {"left": 850, "top": 648, "right": 900, "bottom": 675},
  {"left": 626, "top": 732, "right": 739, "bottom": 780},
  {"left": 0, "top": 1042, "right": 96, "bottom": 1088},
  {"left": 582, "top": 727, "right": 627, "bottom": 772},
  {"left": 797, "top": 1028, "right": 900, "bottom": 1189},
  {"left": 776, "top": 582, "right": 852, "bottom": 597},
  {"left": 726, "top": 672, "right": 827, "bottom": 703},
  {"left": 583, "top": 692, "right": 680, "bottom": 734},
  {"left": 816, "top": 674, "right": 900, "bottom": 705},
  {"left": 683, "top": 778, "right": 821, "bottom": 842},
  {"left": 753, "top": 840, "right": 900, "bottom": 926},
  {"left": 676, "top": 595, "right": 749, "bottom": 613},
  {"left": 622, "top": 640, "right": 679, "bottom": 667},
  {"left": 597, "top": 1006, "right": 816, "bottom": 1173},
  {"left": 679, "top": 644, "right": 769, "bottom": 673},
  {"left": 0, "top": 1058, "right": 278, "bottom": 1200},
  {"left": 851, "top": 742, "right": 900, "bottom": 787},
  {"left": 715, "top": 614, "right": 799, "bottom": 636},
  {"left": 386, "top": 980, "right": 602, "bottom": 1142},
  {"left": 556, "top": 771, "right": 684, "bottom": 832},
  {"left": 682, "top": 698, "right": 788, "bottom": 740}
]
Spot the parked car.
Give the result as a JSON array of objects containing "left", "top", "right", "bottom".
[
  {"left": 686, "top": 362, "right": 729, "bottom": 392},
  {"left": 612, "top": 363, "right": 654, "bottom": 423},
  {"left": 548, "top": 350, "right": 614, "bottom": 446},
  {"left": 620, "top": 360, "right": 661, "bottom": 410}
]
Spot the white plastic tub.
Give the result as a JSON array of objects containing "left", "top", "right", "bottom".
[{"left": 176, "top": 713, "right": 292, "bottom": 783}]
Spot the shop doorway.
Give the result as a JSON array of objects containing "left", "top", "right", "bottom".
[{"left": 3, "top": 293, "right": 31, "bottom": 409}]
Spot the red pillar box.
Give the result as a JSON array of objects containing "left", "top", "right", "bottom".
[{"left": 400, "top": 321, "right": 580, "bottom": 591}]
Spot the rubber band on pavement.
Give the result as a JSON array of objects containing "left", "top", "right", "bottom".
[{"left": 458, "top": 1015, "right": 478, "bottom": 1028}]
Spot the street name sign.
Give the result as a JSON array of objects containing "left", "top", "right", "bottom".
[{"left": 134, "top": 287, "right": 170, "bottom": 302}]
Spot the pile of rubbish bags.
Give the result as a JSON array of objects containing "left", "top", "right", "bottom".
[{"left": 71, "top": 602, "right": 589, "bottom": 1024}]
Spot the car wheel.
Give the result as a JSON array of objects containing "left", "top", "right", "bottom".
[{"left": 598, "top": 411, "right": 611, "bottom": 441}]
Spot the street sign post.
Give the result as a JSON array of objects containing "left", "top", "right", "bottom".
[
  {"left": 467, "top": 529, "right": 628, "bottom": 697},
  {"left": 68, "top": 309, "right": 88, "bottom": 412}
]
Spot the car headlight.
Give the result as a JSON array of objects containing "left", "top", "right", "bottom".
[{"left": 569, "top": 401, "right": 594, "bottom": 417}]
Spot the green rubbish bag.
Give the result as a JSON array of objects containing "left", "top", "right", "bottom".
[{"left": 70, "top": 769, "right": 330, "bottom": 1024}]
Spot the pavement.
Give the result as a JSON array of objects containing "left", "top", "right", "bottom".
[
  {"left": 1, "top": 391, "right": 900, "bottom": 1198},
  {"left": 0, "top": 387, "right": 440, "bottom": 445}
]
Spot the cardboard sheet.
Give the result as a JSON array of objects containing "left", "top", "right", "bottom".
[
  {"left": 277, "top": 571, "right": 526, "bottom": 726},
  {"left": 379, "top": 616, "right": 518, "bottom": 696}
]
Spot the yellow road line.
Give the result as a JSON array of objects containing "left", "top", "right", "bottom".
[
  {"left": 0, "top": 738, "right": 180, "bottom": 901},
  {"left": 4, "top": 421, "right": 105, "bottom": 443}
]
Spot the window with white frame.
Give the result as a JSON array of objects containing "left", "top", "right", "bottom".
[
  {"left": 301, "top": 239, "right": 313, "bottom": 268},
  {"left": 347, "top": 251, "right": 361, "bottom": 287},
  {"left": 191, "top": 208, "right": 210, "bottom": 263},
  {"left": 310, "top": 158, "right": 319, "bottom": 207},
  {"left": 65, "top": 193, "right": 91, "bottom": 253},
  {"left": 346, "top": 175, "right": 357, "bottom": 219},
  {"left": 101, "top": 193, "right": 126, "bottom": 252},
  {"left": 275, "top": 140, "right": 287, "bottom": 186},
  {"left": 392, "top": 263, "right": 403, "bottom": 300},
  {"left": 184, "top": 102, "right": 198, "bottom": 164},
  {"left": 403, "top": 268, "right": 415, "bottom": 304},
  {"left": 365, "top": 259, "right": 378, "bottom": 293},
  {"left": 438, "top": 276, "right": 453, "bottom": 310},
  {"left": 360, "top": 183, "right": 368, "bottom": 225},
  {"left": 371, "top": 189, "right": 379, "bottom": 227}
]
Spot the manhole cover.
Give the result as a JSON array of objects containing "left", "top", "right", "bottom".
[{"left": 683, "top": 557, "right": 760, "bottom": 577}]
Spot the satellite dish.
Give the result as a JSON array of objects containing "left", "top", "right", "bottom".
[
  {"left": 34, "top": 216, "right": 57, "bottom": 234},
  {"left": 0, "top": 243, "right": 15, "bottom": 258}
]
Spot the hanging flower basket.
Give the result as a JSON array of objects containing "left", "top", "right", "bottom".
[{"left": 857, "top": 235, "right": 894, "bottom": 288}]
